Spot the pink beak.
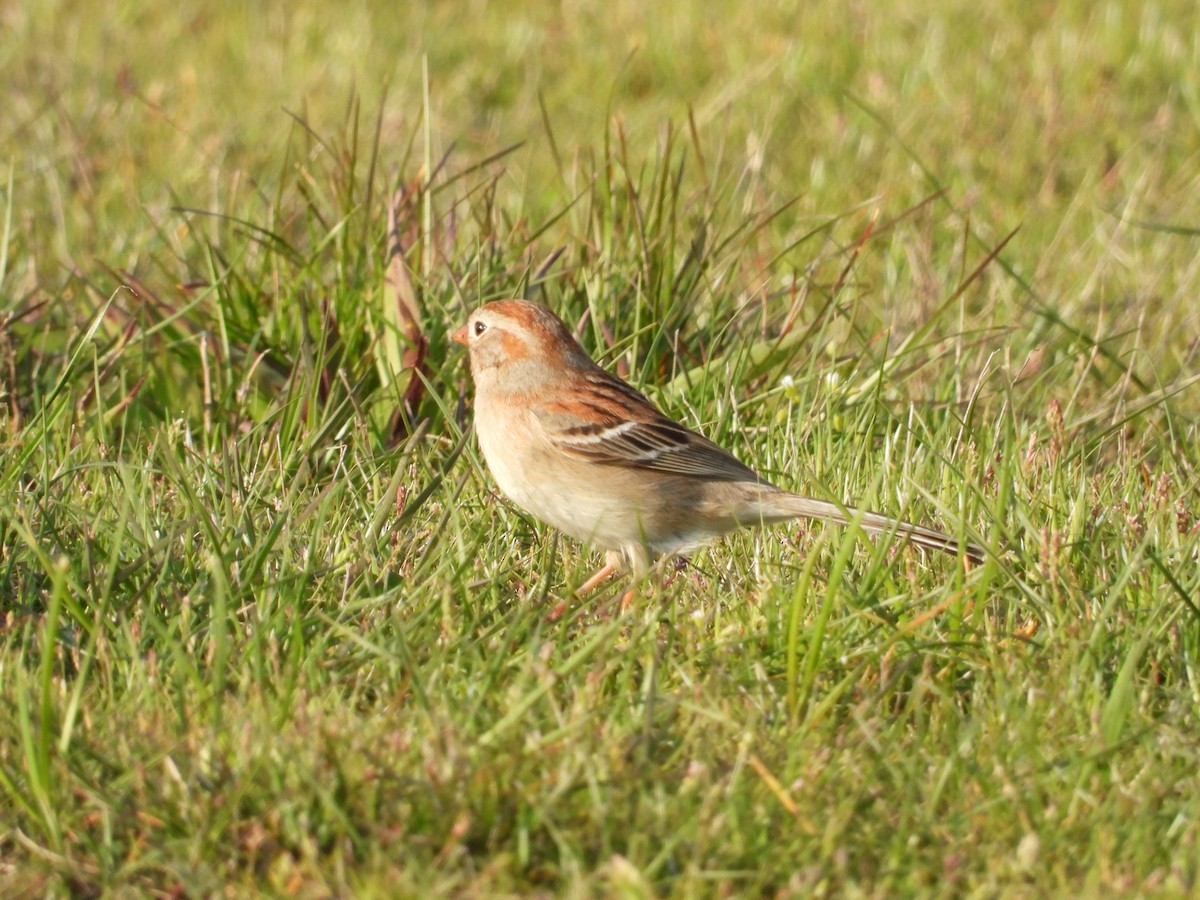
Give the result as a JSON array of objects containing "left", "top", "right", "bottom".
[{"left": 450, "top": 324, "right": 468, "bottom": 346}]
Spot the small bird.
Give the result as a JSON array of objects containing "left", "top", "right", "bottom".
[{"left": 452, "top": 299, "right": 982, "bottom": 598}]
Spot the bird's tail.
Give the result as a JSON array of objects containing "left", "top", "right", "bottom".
[{"left": 757, "top": 493, "right": 985, "bottom": 563}]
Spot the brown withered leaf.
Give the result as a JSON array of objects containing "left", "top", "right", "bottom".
[{"left": 383, "top": 190, "right": 428, "bottom": 443}]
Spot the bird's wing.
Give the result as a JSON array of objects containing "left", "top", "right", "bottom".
[{"left": 533, "top": 371, "right": 761, "bottom": 483}]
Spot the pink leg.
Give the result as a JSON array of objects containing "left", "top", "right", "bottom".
[
  {"left": 618, "top": 587, "right": 637, "bottom": 613},
  {"left": 576, "top": 562, "right": 617, "bottom": 596}
]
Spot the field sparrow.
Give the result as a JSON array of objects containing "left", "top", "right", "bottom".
[{"left": 452, "top": 300, "right": 982, "bottom": 596}]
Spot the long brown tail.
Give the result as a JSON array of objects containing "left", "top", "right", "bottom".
[{"left": 764, "top": 493, "right": 985, "bottom": 563}]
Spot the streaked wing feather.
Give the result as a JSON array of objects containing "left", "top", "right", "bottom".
[{"left": 534, "top": 372, "right": 761, "bottom": 483}]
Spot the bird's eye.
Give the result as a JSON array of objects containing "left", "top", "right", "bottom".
[{"left": 473, "top": 321, "right": 488, "bottom": 336}]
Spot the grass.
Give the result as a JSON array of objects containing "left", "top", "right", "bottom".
[{"left": 3, "top": 0, "right": 1200, "bottom": 895}]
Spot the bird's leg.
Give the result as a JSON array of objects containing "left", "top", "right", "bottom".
[
  {"left": 549, "top": 554, "right": 618, "bottom": 622},
  {"left": 618, "top": 588, "right": 637, "bottom": 613},
  {"left": 618, "top": 549, "right": 680, "bottom": 614},
  {"left": 576, "top": 562, "right": 618, "bottom": 596},
  {"left": 576, "top": 549, "right": 631, "bottom": 597}
]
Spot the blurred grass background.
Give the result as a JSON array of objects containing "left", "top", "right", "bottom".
[{"left": 2, "top": 0, "right": 1199, "bottom": 895}]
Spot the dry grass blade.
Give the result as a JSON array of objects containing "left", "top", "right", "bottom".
[{"left": 383, "top": 189, "right": 428, "bottom": 442}]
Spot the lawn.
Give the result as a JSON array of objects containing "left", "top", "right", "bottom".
[{"left": 2, "top": 0, "right": 1199, "bottom": 895}]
